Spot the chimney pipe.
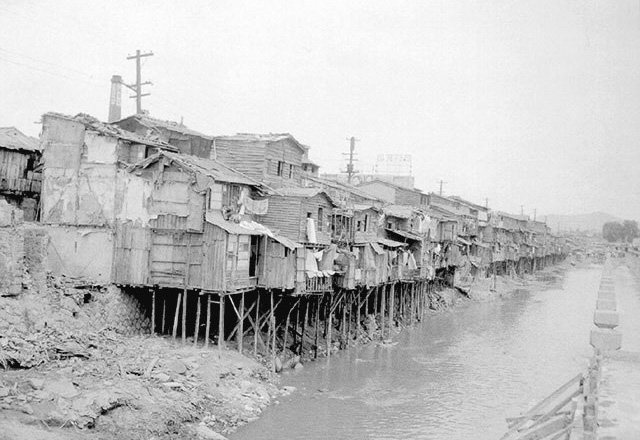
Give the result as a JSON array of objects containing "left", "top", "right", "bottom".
[{"left": 108, "top": 75, "right": 122, "bottom": 123}]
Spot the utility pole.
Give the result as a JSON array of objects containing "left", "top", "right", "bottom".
[
  {"left": 437, "top": 180, "right": 447, "bottom": 196},
  {"left": 484, "top": 198, "right": 489, "bottom": 209},
  {"left": 344, "top": 136, "right": 359, "bottom": 183},
  {"left": 533, "top": 208, "right": 537, "bottom": 221},
  {"left": 520, "top": 205, "right": 524, "bottom": 216},
  {"left": 125, "top": 49, "right": 154, "bottom": 114}
]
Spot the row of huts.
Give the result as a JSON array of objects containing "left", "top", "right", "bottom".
[{"left": 1, "top": 112, "right": 567, "bottom": 351}]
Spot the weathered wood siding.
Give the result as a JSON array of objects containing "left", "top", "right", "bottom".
[
  {"left": 201, "top": 222, "right": 227, "bottom": 291},
  {"left": 298, "top": 194, "right": 333, "bottom": 245},
  {"left": 257, "top": 237, "right": 296, "bottom": 290},
  {"left": 358, "top": 181, "right": 396, "bottom": 204},
  {"left": 113, "top": 222, "right": 151, "bottom": 285},
  {"left": 256, "top": 196, "right": 302, "bottom": 242},
  {"left": 0, "top": 149, "right": 40, "bottom": 194},
  {"left": 395, "top": 187, "right": 422, "bottom": 206},
  {"left": 149, "top": 230, "right": 203, "bottom": 288},
  {"left": 263, "top": 139, "right": 303, "bottom": 187},
  {"left": 214, "top": 139, "right": 267, "bottom": 182},
  {"left": 147, "top": 166, "right": 205, "bottom": 232}
]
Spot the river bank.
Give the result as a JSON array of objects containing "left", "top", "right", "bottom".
[{"left": 0, "top": 263, "right": 567, "bottom": 440}]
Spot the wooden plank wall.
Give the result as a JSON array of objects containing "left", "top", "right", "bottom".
[
  {"left": 256, "top": 196, "right": 302, "bottom": 242},
  {"left": 113, "top": 222, "right": 151, "bottom": 285},
  {"left": 264, "top": 139, "right": 303, "bottom": 187},
  {"left": 213, "top": 140, "right": 266, "bottom": 182},
  {"left": 257, "top": 238, "right": 296, "bottom": 289},
  {"left": 0, "top": 149, "right": 39, "bottom": 193},
  {"left": 297, "top": 194, "right": 333, "bottom": 245},
  {"left": 150, "top": 230, "right": 203, "bottom": 288}
]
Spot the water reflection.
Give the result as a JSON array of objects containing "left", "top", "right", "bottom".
[{"left": 231, "top": 266, "right": 600, "bottom": 440}]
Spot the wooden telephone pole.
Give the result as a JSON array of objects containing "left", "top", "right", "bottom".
[{"left": 125, "top": 49, "right": 154, "bottom": 114}]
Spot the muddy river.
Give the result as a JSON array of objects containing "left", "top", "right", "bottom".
[{"left": 231, "top": 265, "right": 601, "bottom": 440}]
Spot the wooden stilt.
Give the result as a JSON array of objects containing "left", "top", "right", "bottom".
[
  {"left": 254, "top": 292, "right": 260, "bottom": 356},
  {"left": 356, "top": 288, "right": 362, "bottom": 340},
  {"left": 283, "top": 303, "right": 292, "bottom": 360},
  {"left": 294, "top": 298, "right": 301, "bottom": 351},
  {"left": 373, "top": 285, "right": 378, "bottom": 316},
  {"left": 327, "top": 295, "right": 333, "bottom": 358},
  {"left": 172, "top": 293, "right": 182, "bottom": 340},
  {"left": 380, "top": 284, "right": 386, "bottom": 339},
  {"left": 238, "top": 292, "right": 245, "bottom": 353},
  {"left": 162, "top": 294, "right": 166, "bottom": 334},
  {"left": 341, "top": 290, "right": 347, "bottom": 346},
  {"left": 194, "top": 292, "right": 201, "bottom": 347},
  {"left": 314, "top": 296, "right": 320, "bottom": 359},
  {"left": 389, "top": 283, "right": 396, "bottom": 337},
  {"left": 205, "top": 295, "right": 211, "bottom": 348},
  {"left": 181, "top": 289, "right": 188, "bottom": 344},
  {"left": 270, "top": 291, "right": 276, "bottom": 369},
  {"left": 151, "top": 288, "right": 156, "bottom": 335},
  {"left": 218, "top": 294, "right": 225, "bottom": 349},
  {"left": 300, "top": 297, "right": 308, "bottom": 355}
]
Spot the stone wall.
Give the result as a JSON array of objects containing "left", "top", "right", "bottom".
[{"left": 0, "top": 227, "right": 24, "bottom": 297}]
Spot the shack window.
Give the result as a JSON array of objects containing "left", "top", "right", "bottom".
[
  {"left": 364, "top": 214, "right": 369, "bottom": 232},
  {"left": 317, "top": 207, "right": 323, "bottom": 231},
  {"left": 222, "top": 184, "right": 242, "bottom": 207},
  {"left": 288, "top": 164, "right": 293, "bottom": 179},
  {"left": 277, "top": 161, "right": 284, "bottom": 176}
]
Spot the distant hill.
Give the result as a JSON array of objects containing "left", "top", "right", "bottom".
[{"left": 543, "top": 212, "right": 621, "bottom": 233}]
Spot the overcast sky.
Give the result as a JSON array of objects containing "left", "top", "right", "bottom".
[{"left": 1, "top": 0, "right": 639, "bottom": 220}]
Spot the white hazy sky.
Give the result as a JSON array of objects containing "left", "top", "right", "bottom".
[{"left": 1, "top": 0, "right": 640, "bottom": 220}]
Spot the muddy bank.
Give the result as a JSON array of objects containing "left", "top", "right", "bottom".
[
  {"left": 0, "top": 275, "right": 287, "bottom": 440},
  {"left": 0, "top": 265, "right": 567, "bottom": 440}
]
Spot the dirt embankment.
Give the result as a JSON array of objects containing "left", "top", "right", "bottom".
[{"left": 0, "top": 275, "right": 287, "bottom": 440}]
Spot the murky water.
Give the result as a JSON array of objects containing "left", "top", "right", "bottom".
[{"left": 231, "top": 265, "right": 601, "bottom": 440}]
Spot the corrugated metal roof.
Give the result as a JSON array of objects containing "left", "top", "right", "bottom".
[
  {"left": 214, "top": 133, "right": 306, "bottom": 152},
  {"left": 162, "top": 151, "right": 258, "bottom": 186},
  {"left": 123, "top": 115, "right": 214, "bottom": 140},
  {"left": 43, "top": 112, "right": 173, "bottom": 149},
  {"left": 278, "top": 187, "right": 335, "bottom": 205},
  {"left": 386, "top": 228, "right": 422, "bottom": 242},
  {"left": 378, "top": 237, "right": 407, "bottom": 248},
  {"left": 384, "top": 205, "right": 419, "bottom": 219},
  {"left": 0, "top": 127, "right": 40, "bottom": 152}
]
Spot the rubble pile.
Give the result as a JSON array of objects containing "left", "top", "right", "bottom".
[{"left": 0, "top": 328, "right": 281, "bottom": 440}]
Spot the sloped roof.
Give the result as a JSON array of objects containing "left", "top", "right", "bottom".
[
  {"left": 305, "top": 175, "right": 384, "bottom": 203},
  {"left": 384, "top": 204, "right": 422, "bottom": 219},
  {"left": 0, "top": 127, "right": 39, "bottom": 152},
  {"left": 358, "top": 178, "right": 425, "bottom": 194},
  {"left": 129, "top": 150, "right": 262, "bottom": 187},
  {"left": 277, "top": 187, "right": 335, "bottom": 205},
  {"left": 448, "top": 195, "right": 488, "bottom": 212},
  {"left": 43, "top": 112, "right": 173, "bottom": 150},
  {"left": 386, "top": 228, "right": 422, "bottom": 242},
  {"left": 118, "top": 114, "right": 213, "bottom": 140},
  {"left": 214, "top": 133, "right": 306, "bottom": 152}
]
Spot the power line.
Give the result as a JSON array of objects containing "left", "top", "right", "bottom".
[{"left": 0, "top": 54, "right": 103, "bottom": 88}]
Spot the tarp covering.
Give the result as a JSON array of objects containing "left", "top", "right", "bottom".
[{"left": 386, "top": 228, "right": 422, "bottom": 242}]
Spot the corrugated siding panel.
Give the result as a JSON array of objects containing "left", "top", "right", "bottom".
[{"left": 114, "top": 222, "right": 151, "bottom": 285}]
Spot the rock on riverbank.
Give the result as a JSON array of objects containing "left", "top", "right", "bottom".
[{"left": 0, "top": 330, "right": 280, "bottom": 440}]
